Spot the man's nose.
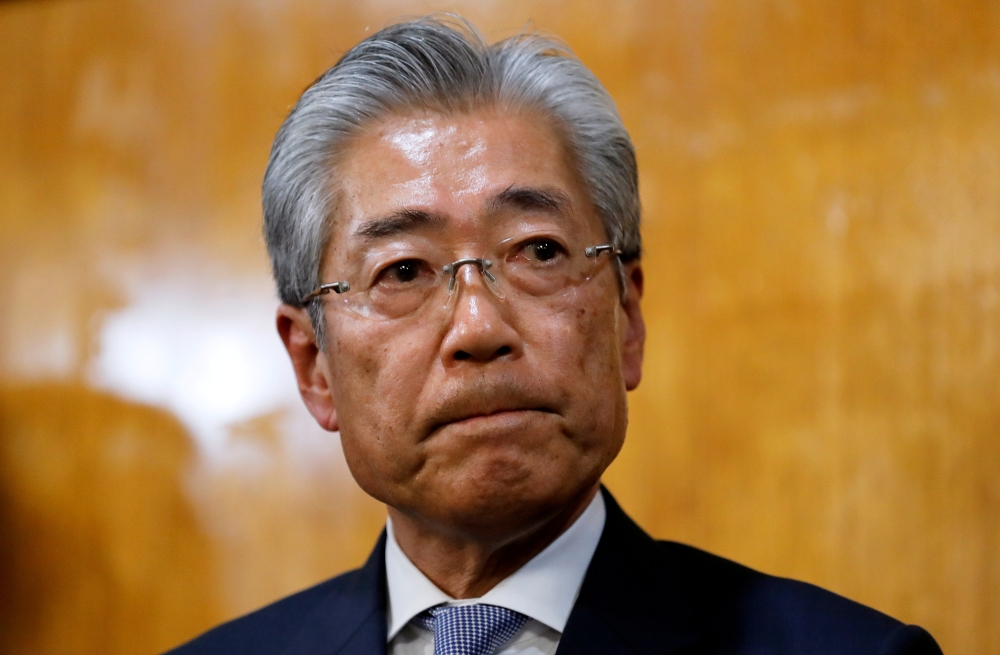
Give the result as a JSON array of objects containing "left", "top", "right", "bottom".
[{"left": 440, "top": 264, "right": 522, "bottom": 364}]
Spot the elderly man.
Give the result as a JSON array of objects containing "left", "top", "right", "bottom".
[{"left": 169, "top": 16, "right": 941, "bottom": 655}]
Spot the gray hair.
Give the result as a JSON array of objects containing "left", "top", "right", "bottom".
[{"left": 262, "top": 15, "right": 640, "bottom": 338}]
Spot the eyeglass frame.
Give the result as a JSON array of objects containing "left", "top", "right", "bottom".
[{"left": 300, "top": 243, "right": 621, "bottom": 308}]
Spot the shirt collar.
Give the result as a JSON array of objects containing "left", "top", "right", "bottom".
[{"left": 384, "top": 490, "right": 606, "bottom": 641}]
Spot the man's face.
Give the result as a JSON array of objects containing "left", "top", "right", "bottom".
[{"left": 305, "top": 109, "right": 644, "bottom": 538}]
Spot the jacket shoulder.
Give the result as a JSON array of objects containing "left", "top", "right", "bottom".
[
  {"left": 165, "top": 567, "right": 369, "bottom": 655},
  {"left": 653, "top": 540, "right": 942, "bottom": 654}
]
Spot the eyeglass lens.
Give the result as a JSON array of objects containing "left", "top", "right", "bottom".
[{"left": 311, "top": 233, "right": 617, "bottom": 321}]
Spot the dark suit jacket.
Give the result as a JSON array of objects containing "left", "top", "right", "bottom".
[{"left": 167, "top": 488, "right": 942, "bottom": 654}]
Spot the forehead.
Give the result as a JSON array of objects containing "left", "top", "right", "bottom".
[{"left": 329, "top": 108, "right": 597, "bottom": 247}]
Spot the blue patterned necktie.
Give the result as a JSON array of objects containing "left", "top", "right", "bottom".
[{"left": 413, "top": 604, "right": 528, "bottom": 655}]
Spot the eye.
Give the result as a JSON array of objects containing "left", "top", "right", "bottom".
[
  {"left": 373, "top": 258, "right": 430, "bottom": 286},
  {"left": 519, "top": 238, "right": 567, "bottom": 262}
]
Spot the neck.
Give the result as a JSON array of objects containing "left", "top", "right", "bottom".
[{"left": 388, "top": 484, "right": 600, "bottom": 599}]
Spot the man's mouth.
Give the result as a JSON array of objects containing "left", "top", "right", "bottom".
[
  {"left": 426, "top": 404, "right": 555, "bottom": 438},
  {"left": 451, "top": 407, "right": 544, "bottom": 424}
]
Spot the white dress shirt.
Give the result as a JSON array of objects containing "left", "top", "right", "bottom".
[{"left": 385, "top": 491, "right": 606, "bottom": 655}]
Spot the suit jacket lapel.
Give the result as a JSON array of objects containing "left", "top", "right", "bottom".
[
  {"left": 556, "top": 488, "right": 702, "bottom": 655},
  {"left": 274, "top": 489, "right": 699, "bottom": 655},
  {"left": 280, "top": 532, "right": 389, "bottom": 655}
]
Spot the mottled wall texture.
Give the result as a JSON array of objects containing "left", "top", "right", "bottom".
[{"left": 1, "top": 0, "right": 997, "bottom": 653}]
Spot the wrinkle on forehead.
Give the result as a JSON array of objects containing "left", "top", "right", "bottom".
[
  {"left": 327, "top": 108, "right": 594, "bottom": 258},
  {"left": 354, "top": 112, "right": 525, "bottom": 208}
]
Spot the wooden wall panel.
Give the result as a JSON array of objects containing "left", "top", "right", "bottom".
[{"left": 0, "top": 1, "right": 996, "bottom": 653}]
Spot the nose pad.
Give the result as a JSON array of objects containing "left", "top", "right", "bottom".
[{"left": 442, "top": 258, "right": 507, "bottom": 311}]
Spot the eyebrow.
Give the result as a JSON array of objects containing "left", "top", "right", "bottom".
[
  {"left": 351, "top": 186, "right": 571, "bottom": 242},
  {"left": 352, "top": 209, "right": 447, "bottom": 241},
  {"left": 486, "top": 185, "right": 571, "bottom": 216}
]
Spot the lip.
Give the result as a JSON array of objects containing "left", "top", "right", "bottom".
[
  {"left": 450, "top": 407, "right": 543, "bottom": 424},
  {"left": 428, "top": 407, "right": 554, "bottom": 437}
]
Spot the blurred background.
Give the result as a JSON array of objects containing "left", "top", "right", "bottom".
[{"left": 0, "top": 0, "right": 997, "bottom": 653}]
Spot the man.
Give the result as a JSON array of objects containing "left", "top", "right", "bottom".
[{"left": 169, "top": 16, "right": 942, "bottom": 655}]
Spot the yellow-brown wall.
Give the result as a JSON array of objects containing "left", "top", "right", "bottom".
[{"left": 1, "top": 1, "right": 997, "bottom": 653}]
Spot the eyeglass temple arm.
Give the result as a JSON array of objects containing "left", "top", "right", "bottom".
[
  {"left": 302, "top": 281, "right": 350, "bottom": 304},
  {"left": 585, "top": 244, "right": 621, "bottom": 258}
]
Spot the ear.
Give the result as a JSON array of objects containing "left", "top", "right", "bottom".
[
  {"left": 619, "top": 262, "right": 646, "bottom": 391},
  {"left": 276, "top": 304, "right": 339, "bottom": 432}
]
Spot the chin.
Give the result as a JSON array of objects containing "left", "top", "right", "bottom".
[{"left": 427, "top": 463, "right": 596, "bottom": 538}]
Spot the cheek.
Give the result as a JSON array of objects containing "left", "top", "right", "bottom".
[
  {"left": 328, "top": 323, "right": 439, "bottom": 502},
  {"left": 522, "top": 300, "right": 628, "bottom": 480},
  {"left": 333, "top": 323, "right": 420, "bottom": 399},
  {"left": 549, "top": 300, "right": 623, "bottom": 379},
  {"left": 576, "top": 306, "right": 627, "bottom": 434},
  {"left": 328, "top": 324, "right": 431, "bottom": 452},
  {"left": 522, "top": 297, "right": 626, "bottom": 421}
]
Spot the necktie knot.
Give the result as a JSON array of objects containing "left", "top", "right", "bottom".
[{"left": 414, "top": 604, "right": 528, "bottom": 655}]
